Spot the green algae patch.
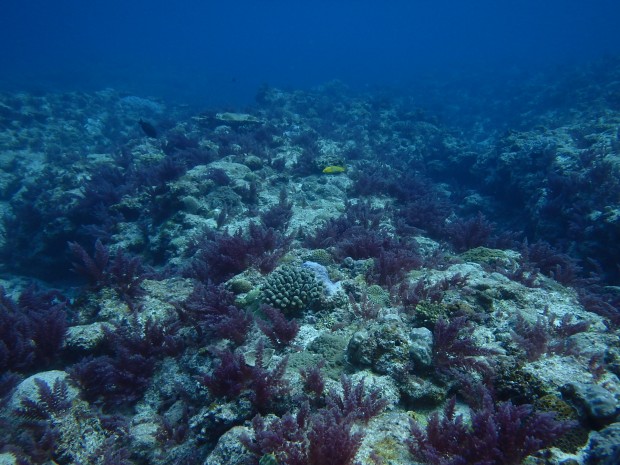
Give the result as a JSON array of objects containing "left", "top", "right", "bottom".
[{"left": 460, "top": 247, "right": 517, "bottom": 267}]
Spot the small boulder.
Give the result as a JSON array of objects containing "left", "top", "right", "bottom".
[
  {"left": 586, "top": 422, "right": 620, "bottom": 465},
  {"left": 562, "top": 382, "right": 619, "bottom": 426},
  {"left": 409, "top": 327, "right": 434, "bottom": 369}
]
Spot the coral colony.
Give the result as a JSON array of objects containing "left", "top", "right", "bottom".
[{"left": 2, "top": 60, "right": 620, "bottom": 465}]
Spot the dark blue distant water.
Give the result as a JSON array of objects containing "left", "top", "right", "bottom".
[{"left": 1, "top": 0, "right": 619, "bottom": 108}]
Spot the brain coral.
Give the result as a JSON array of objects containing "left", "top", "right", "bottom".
[{"left": 261, "top": 265, "right": 324, "bottom": 315}]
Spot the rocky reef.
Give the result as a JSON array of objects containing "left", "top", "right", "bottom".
[{"left": 0, "top": 59, "right": 620, "bottom": 465}]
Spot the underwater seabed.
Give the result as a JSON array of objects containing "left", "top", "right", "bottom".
[{"left": 0, "top": 60, "right": 619, "bottom": 465}]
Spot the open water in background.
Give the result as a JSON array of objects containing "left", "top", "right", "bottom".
[{"left": 1, "top": 0, "right": 620, "bottom": 108}]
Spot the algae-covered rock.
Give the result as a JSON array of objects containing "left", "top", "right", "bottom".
[
  {"left": 347, "top": 317, "right": 412, "bottom": 377},
  {"left": 215, "top": 112, "right": 263, "bottom": 124},
  {"left": 586, "top": 422, "right": 620, "bottom": 465},
  {"left": 204, "top": 425, "right": 253, "bottom": 465},
  {"left": 303, "top": 248, "right": 333, "bottom": 266},
  {"left": 409, "top": 327, "right": 434, "bottom": 369},
  {"left": 9, "top": 371, "right": 111, "bottom": 464},
  {"left": 562, "top": 382, "right": 620, "bottom": 427},
  {"left": 9, "top": 371, "right": 79, "bottom": 414},
  {"left": 366, "top": 284, "right": 390, "bottom": 307},
  {"left": 307, "top": 333, "right": 348, "bottom": 379},
  {"left": 227, "top": 277, "right": 254, "bottom": 294},
  {"left": 460, "top": 247, "right": 519, "bottom": 269},
  {"left": 65, "top": 322, "right": 112, "bottom": 352},
  {"left": 399, "top": 376, "right": 447, "bottom": 408},
  {"left": 534, "top": 394, "right": 590, "bottom": 453},
  {"left": 493, "top": 361, "right": 548, "bottom": 403},
  {"left": 414, "top": 301, "right": 450, "bottom": 328},
  {"left": 243, "top": 154, "right": 263, "bottom": 170}
]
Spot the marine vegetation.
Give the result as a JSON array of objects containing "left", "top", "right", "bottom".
[
  {"left": 0, "top": 286, "right": 68, "bottom": 374},
  {"left": 408, "top": 392, "right": 575, "bottom": 465},
  {"left": 1, "top": 58, "right": 620, "bottom": 465},
  {"left": 241, "top": 375, "right": 386, "bottom": 465}
]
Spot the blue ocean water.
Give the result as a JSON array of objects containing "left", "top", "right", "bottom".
[{"left": 1, "top": 0, "right": 619, "bottom": 107}]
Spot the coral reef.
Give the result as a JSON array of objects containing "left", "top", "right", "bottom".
[{"left": 1, "top": 58, "right": 620, "bottom": 465}]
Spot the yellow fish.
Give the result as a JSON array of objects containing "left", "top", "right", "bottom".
[{"left": 322, "top": 165, "right": 346, "bottom": 174}]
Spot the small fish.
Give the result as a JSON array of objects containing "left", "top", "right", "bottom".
[
  {"left": 322, "top": 165, "right": 346, "bottom": 174},
  {"left": 139, "top": 119, "right": 158, "bottom": 138}
]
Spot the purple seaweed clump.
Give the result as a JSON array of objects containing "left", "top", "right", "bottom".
[
  {"left": 511, "top": 313, "right": 550, "bottom": 362},
  {"left": 242, "top": 409, "right": 310, "bottom": 465},
  {"left": 303, "top": 200, "right": 383, "bottom": 250},
  {"left": 432, "top": 317, "right": 497, "bottom": 377},
  {"left": 199, "top": 341, "right": 289, "bottom": 415},
  {"left": 444, "top": 212, "right": 496, "bottom": 252},
  {"left": 314, "top": 225, "right": 421, "bottom": 286},
  {"left": 394, "top": 174, "right": 453, "bottom": 238},
  {"left": 187, "top": 222, "right": 292, "bottom": 283},
  {"left": 306, "top": 407, "right": 364, "bottom": 465},
  {"left": 299, "top": 361, "right": 326, "bottom": 403},
  {"left": 241, "top": 374, "right": 386, "bottom": 464},
  {"left": 0, "top": 286, "right": 67, "bottom": 373},
  {"left": 70, "top": 354, "right": 154, "bottom": 409},
  {"left": 68, "top": 239, "right": 110, "bottom": 289},
  {"left": 408, "top": 393, "right": 574, "bottom": 465},
  {"left": 578, "top": 287, "right": 620, "bottom": 327},
  {"left": 8, "top": 378, "right": 76, "bottom": 464},
  {"left": 177, "top": 282, "right": 253, "bottom": 345},
  {"left": 242, "top": 404, "right": 364, "bottom": 465},
  {"left": 368, "top": 244, "right": 422, "bottom": 286},
  {"left": 519, "top": 240, "right": 583, "bottom": 286},
  {"left": 325, "top": 375, "right": 388, "bottom": 424},
  {"left": 16, "top": 378, "right": 72, "bottom": 421},
  {"left": 303, "top": 202, "right": 421, "bottom": 286},
  {"left": 0, "top": 373, "right": 20, "bottom": 409},
  {"left": 206, "top": 167, "right": 231, "bottom": 186},
  {"left": 511, "top": 310, "right": 590, "bottom": 361},
  {"left": 69, "top": 318, "right": 181, "bottom": 407},
  {"left": 396, "top": 274, "right": 468, "bottom": 315},
  {"left": 257, "top": 304, "right": 300, "bottom": 349},
  {"left": 198, "top": 350, "right": 250, "bottom": 400},
  {"left": 260, "top": 188, "right": 293, "bottom": 232},
  {"left": 69, "top": 240, "right": 147, "bottom": 305}
]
